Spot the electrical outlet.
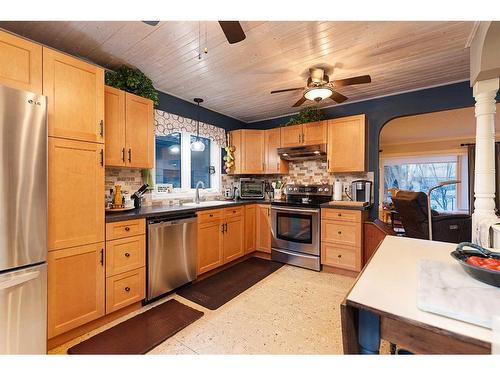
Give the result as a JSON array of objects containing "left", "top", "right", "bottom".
[{"left": 342, "top": 182, "right": 350, "bottom": 193}]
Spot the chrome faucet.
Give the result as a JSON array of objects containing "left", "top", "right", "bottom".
[{"left": 195, "top": 181, "right": 205, "bottom": 204}]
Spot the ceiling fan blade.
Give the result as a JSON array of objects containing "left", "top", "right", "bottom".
[
  {"left": 270, "top": 87, "right": 305, "bottom": 94},
  {"left": 142, "top": 21, "right": 160, "bottom": 26},
  {"left": 330, "top": 91, "right": 348, "bottom": 103},
  {"left": 218, "top": 21, "right": 246, "bottom": 44},
  {"left": 332, "top": 75, "right": 371, "bottom": 87},
  {"left": 292, "top": 97, "right": 307, "bottom": 107}
]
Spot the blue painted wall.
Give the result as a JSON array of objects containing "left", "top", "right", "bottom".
[
  {"left": 249, "top": 81, "right": 484, "bottom": 217},
  {"left": 155, "top": 90, "right": 245, "bottom": 131}
]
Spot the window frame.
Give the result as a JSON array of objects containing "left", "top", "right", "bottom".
[
  {"left": 153, "top": 131, "right": 221, "bottom": 197},
  {"left": 380, "top": 152, "right": 469, "bottom": 213}
]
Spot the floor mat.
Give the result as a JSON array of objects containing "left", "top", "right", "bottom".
[
  {"left": 67, "top": 299, "right": 203, "bottom": 354},
  {"left": 177, "top": 257, "right": 284, "bottom": 310}
]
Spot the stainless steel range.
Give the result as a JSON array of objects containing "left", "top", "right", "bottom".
[{"left": 271, "top": 184, "right": 332, "bottom": 271}]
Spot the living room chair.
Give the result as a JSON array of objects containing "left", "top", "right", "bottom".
[{"left": 391, "top": 190, "right": 471, "bottom": 243}]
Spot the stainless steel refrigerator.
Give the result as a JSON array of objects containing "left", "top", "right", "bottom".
[{"left": 0, "top": 85, "right": 47, "bottom": 354}]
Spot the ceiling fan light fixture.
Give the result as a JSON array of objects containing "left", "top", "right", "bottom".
[{"left": 304, "top": 87, "right": 333, "bottom": 102}]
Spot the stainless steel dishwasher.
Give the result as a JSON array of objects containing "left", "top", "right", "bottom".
[{"left": 146, "top": 213, "right": 197, "bottom": 302}]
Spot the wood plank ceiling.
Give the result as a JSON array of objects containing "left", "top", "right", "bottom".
[{"left": 0, "top": 21, "right": 475, "bottom": 123}]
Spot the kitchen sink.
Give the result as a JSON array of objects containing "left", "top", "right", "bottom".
[{"left": 182, "top": 200, "right": 235, "bottom": 207}]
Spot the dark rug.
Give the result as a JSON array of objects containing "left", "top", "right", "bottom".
[
  {"left": 67, "top": 299, "right": 203, "bottom": 354},
  {"left": 177, "top": 257, "right": 284, "bottom": 310}
]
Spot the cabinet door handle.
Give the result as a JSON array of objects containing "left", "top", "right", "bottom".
[
  {"left": 100, "top": 149, "right": 104, "bottom": 166},
  {"left": 100, "top": 249, "right": 104, "bottom": 266},
  {"left": 122, "top": 147, "right": 125, "bottom": 162},
  {"left": 209, "top": 214, "right": 213, "bottom": 217},
  {"left": 124, "top": 252, "right": 130, "bottom": 258},
  {"left": 277, "top": 162, "right": 279, "bottom": 171},
  {"left": 337, "top": 213, "right": 342, "bottom": 217},
  {"left": 99, "top": 120, "right": 104, "bottom": 138},
  {"left": 221, "top": 224, "right": 225, "bottom": 233},
  {"left": 338, "top": 231, "right": 342, "bottom": 235},
  {"left": 338, "top": 254, "right": 342, "bottom": 258},
  {"left": 128, "top": 148, "right": 132, "bottom": 163},
  {"left": 224, "top": 223, "right": 228, "bottom": 233},
  {"left": 124, "top": 287, "right": 130, "bottom": 292},
  {"left": 124, "top": 226, "right": 130, "bottom": 232}
]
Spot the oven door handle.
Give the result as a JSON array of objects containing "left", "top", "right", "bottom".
[{"left": 271, "top": 207, "right": 320, "bottom": 214}]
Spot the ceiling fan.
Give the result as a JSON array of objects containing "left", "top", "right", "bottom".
[
  {"left": 270, "top": 68, "right": 371, "bottom": 107},
  {"left": 142, "top": 21, "right": 246, "bottom": 44}
]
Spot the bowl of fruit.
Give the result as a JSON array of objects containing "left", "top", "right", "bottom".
[{"left": 451, "top": 242, "right": 500, "bottom": 287}]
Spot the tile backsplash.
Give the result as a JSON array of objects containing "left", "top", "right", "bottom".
[
  {"left": 106, "top": 159, "right": 374, "bottom": 203},
  {"left": 221, "top": 159, "right": 374, "bottom": 196},
  {"left": 105, "top": 168, "right": 144, "bottom": 196}
]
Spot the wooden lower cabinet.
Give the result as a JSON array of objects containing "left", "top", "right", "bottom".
[
  {"left": 321, "top": 208, "right": 367, "bottom": 272},
  {"left": 106, "top": 267, "right": 145, "bottom": 314},
  {"left": 256, "top": 204, "right": 271, "bottom": 253},
  {"left": 197, "top": 207, "right": 247, "bottom": 275},
  {"left": 197, "top": 218, "right": 224, "bottom": 275},
  {"left": 48, "top": 242, "right": 105, "bottom": 339},
  {"left": 245, "top": 205, "right": 256, "bottom": 253},
  {"left": 105, "top": 234, "right": 145, "bottom": 276},
  {"left": 223, "top": 215, "right": 245, "bottom": 263}
]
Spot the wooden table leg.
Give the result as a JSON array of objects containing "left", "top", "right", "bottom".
[{"left": 340, "top": 301, "right": 359, "bottom": 354}]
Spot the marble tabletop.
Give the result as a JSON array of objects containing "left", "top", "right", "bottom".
[{"left": 347, "top": 236, "right": 493, "bottom": 344}]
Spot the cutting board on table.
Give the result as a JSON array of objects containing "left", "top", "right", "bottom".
[
  {"left": 325, "top": 201, "right": 368, "bottom": 207},
  {"left": 417, "top": 259, "right": 500, "bottom": 328}
]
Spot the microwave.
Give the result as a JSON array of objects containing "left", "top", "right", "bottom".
[{"left": 238, "top": 178, "right": 265, "bottom": 200}]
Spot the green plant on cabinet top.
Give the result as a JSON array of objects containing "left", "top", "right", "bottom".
[
  {"left": 105, "top": 66, "right": 159, "bottom": 105},
  {"left": 286, "top": 106, "right": 325, "bottom": 126}
]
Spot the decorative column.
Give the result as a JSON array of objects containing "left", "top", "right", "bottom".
[{"left": 472, "top": 78, "right": 499, "bottom": 244}]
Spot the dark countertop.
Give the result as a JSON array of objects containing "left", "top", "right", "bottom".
[
  {"left": 105, "top": 199, "right": 272, "bottom": 223},
  {"left": 320, "top": 201, "right": 372, "bottom": 211}
]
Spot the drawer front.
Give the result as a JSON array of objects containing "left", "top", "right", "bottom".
[
  {"left": 106, "top": 235, "right": 145, "bottom": 276},
  {"left": 321, "top": 209, "right": 361, "bottom": 223},
  {"left": 321, "top": 220, "right": 360, "bottom": 247},
  {"left": 223, "top": 206, "right": 243, "bottom": 218},
  {"left": 321, "top": 243, "right": 359, "bottom": 271},
  {"left": 106, "top": 219, "right": 145, "bottom": 240},
  {"left": 106, "top": 267, "right": 145, "bottom": 314},
  {"left": 197, "top": 209, "right": 223, "bottom": 223}
]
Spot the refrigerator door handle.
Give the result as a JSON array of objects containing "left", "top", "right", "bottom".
[{"left": 0, "top": 270, "right": 40, "bottom": 290}]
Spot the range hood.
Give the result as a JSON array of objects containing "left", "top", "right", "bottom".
[{"left": 278, "top": 144, "right": 327, "bottom": 161}]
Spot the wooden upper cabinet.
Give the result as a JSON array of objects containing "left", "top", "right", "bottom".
[
  {"left": 327, "top": 114, "right": 367, "bottom": 173},
  {"left": 48, "top": 138, "right": 104, "bottom": 251},
  {"left": 125, "top": 92, "right": 154, "bottom": 168},
  {"left": 241, "top": 129, "right": 265, "bottom": 174},
  {"left": 303, "top": 121, "right": 327, "bottom": 145},
  {"left": 43, "top": 47, "right": 104, "bottom": 143},
  {"left": 0, "top": 30, "right": 42, "bottom": 94},
  {"left": 280, "top": 124, "right": 303, "bottom": 147},
  {"left": 256, "top": 204, "right": 271, "bottom": 253},
  {"left": 265, "top": 128, "right": 288, "bottom": 174},
  {"left": 48, "top": 242, "right": 105, "bottom": 338},
  {"left": 104, "top": 86, "right": 126, "bottom": 166}
]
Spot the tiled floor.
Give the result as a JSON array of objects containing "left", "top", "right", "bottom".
[{"left": 51, "top": 264, "right": 356, "bottom": 354}]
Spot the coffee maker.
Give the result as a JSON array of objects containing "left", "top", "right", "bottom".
[{"left": 351, "top": 180, "right": 372, "bottom": 205}]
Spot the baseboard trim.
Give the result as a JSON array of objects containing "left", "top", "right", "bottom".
[{"left": 322, "top": 265, "right": 359, "bottom": 278}]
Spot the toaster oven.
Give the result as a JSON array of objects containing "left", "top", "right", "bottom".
[{"left": 238, "top": 178, "right": 265, "bottom": 200}]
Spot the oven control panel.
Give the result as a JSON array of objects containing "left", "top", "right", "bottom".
[{"left": 285, "top": 184, "right": 332, "bottom": 196}]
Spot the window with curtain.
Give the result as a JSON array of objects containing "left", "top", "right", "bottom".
[{"left": 154, "top": 131, "right": 220, "bottom": 192}]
